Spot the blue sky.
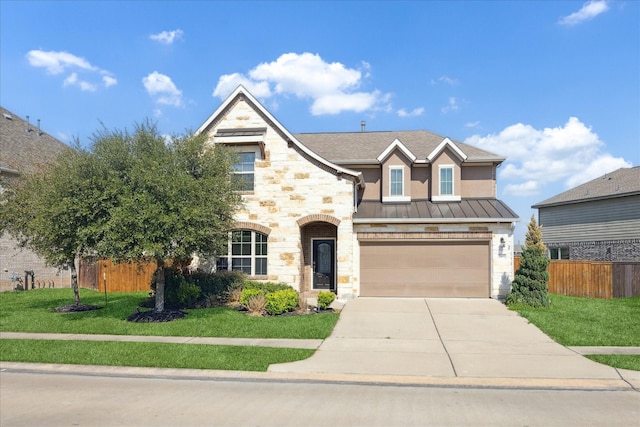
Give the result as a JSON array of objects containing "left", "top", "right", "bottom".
[{"left": 2, "top": 1, "right": 639, "bottom": 243}]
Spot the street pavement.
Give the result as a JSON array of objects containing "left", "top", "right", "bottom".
[{"left": 1, "top": 297, "right": 639, "bottom": 391}]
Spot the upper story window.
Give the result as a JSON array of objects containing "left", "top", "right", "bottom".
[
  {"left": 233, "top": 152, "right": 255, "bottom": 191},
  {"left": 216, "top": 230, "right": 268, "bottom": 276},
  {"left": 440, "top": 166, "right": 453, "bottom": 195},
  {"left": 390, "top": 167, "right": 403, "bottom": 196}
]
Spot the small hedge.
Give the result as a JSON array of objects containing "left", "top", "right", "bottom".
[
  {"left": 317, "top": 291, "right": 336, "bottom": 310},
  {"left": 265, "top": 289, "right": 299, "bottom": 315},
  {"left": 240, "top": 288, "right": 265, "bottom": 306}
]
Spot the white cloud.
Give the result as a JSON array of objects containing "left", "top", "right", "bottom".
[
  {"left": 559, "top": 1, "right": 609, "bottom": 26},
  {"left": 63, "top": 72, "right": 97, "bottom": 91},
  {"left": 465, "top": 121, "right": 481, "bottom": 128},
  {"left": 212, "top": 52, "right": 391, "bottom": 116},
  {"left": 441, "top": 97, "right": 459, "bottom": 113},
  {"left": 150, "top": 29, "right": 184, "bottom": 44},
  {"left": 142, "top": 71, "right": 183, "bottom": 107},
  {"left": 397, "top": 107, "right": 425, "bottom": 118},
  {"left": 212, "top": 73, "right": 272, "bottom": 99},
  {"left": 465, "top": 117, "right": 631, "bottom": 196},
  {"left": 26, "top": 49, "right": 117, "bottom": 90},
  {"left": 102, "top": 75, "right": 117, "bottom": 87}
]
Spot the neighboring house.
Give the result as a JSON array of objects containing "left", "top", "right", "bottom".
[
  {"left": 197, "top": 87, "right": 518, "bottom": 299},
  {"left": 533, "top": 167, "right": 640, "bottom": 262},
  {"left": 0, "top": 107, "right": 71, "bottom": 291}
]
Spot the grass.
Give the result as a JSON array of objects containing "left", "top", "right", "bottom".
[
  {"left": 0, "top": 339, "right": 313, "bottom": 371},
  {"left": 0, "top": 288, "right": 339, "bottom": 339},
  {"left": 0, "top": 288, "right": 336, "bottom": 371},
  {"left": 511, "top": 294, "right": 640, "bottom": 371}
]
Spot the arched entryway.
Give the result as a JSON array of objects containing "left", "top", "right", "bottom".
[{"left": 297, "top": 215, "right": 340, "bottom": 293}]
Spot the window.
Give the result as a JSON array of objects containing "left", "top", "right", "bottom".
[
  {"left": 233, "top": 152, "right": 255, "bottom": 191},
  {"left": 216, "top": 230, "right": 267, "bottom": 275},
  {"left": 440, "top": 166, "right": 453, "bottom": 195},
  {"left": 549, "top": 247, "right": 569, "bottom": 260},
  {"left": 390, "top": 167, "right": 403, "bottom": 196}
]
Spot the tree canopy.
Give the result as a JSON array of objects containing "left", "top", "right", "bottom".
[{"left": 1, "top": 122, "right": 241, "bottom": 311}]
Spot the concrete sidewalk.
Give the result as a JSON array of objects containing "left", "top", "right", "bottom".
[{"left": 268, "top": 298, "right": 640, "bottom": 390}]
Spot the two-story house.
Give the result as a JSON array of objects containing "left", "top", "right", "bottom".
[
  {"left": 533, "top": 166, "right": 640, "bottom": 261},
  {"left": 197, "top": 86, "right": 518, "bottom": 299}
]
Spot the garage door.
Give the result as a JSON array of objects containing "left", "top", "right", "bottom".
[{"left": 360, "top": 241, "right": 489, "bottom": 297}]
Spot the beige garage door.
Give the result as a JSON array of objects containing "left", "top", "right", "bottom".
[{"left": 360, "top": 241, "right": 490, "bottom": 297}]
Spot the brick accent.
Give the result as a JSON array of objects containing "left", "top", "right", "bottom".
[
  {"left": 297, "top": 214, "right": 341, "bottom": 227},
  {"left": 232, "top": 222, "right": 272, "bottom": 236},
  {"left": 357, "top": 231, "right": 492, "bottom": 240}
]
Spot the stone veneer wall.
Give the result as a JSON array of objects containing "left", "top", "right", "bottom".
[
  {"left": 547, "top": 239, "right": 640, "bottom": 262},
  {"left": 207, "top": 99, "right": 357, "bottom": 297},
  {"left": 352, "top": 222, "right": 515, "bottom": 299}
]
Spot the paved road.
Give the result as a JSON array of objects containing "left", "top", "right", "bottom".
[{"left": 1, "top": 370, "right": 638, "bottom": 427}]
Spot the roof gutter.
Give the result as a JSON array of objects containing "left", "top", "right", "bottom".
[{"left": 353, "top": 217, "right": 520, "bottom": 224}]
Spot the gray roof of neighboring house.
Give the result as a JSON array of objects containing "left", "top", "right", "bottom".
[
  {"left": 533, "top": 167, "right": 640, "bottom": 208},
  {"left": 354, "top": 199, "right": 519, "bottom": 222},
  {"left": 1, "top": 107, "right": 70, "bottom": 176},
  {"left": 293, "top": 130, "right": 504, "bottom": 164}
]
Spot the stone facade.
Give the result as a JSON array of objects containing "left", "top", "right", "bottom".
[
  {"left": 548, "top": 239, "right": 640, "bottom": 262},
  {"left": 203, "top": 99, "right": 357, "bottom": 298}
]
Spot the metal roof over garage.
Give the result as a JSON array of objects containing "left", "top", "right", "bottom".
[{"left": 354, "top": 199, "right": 519, "bottom": 223}]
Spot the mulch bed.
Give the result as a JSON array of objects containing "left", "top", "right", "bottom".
[
  {"left": 53, "top": 303, "right": 102, "bottom": 313},
  {"left": 126, "top": 309, "right": 187, "bottom": 323}
]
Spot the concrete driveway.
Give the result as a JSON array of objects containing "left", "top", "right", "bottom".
[{"left": 269, "top": 298, "right": 626, "bottom": 382}]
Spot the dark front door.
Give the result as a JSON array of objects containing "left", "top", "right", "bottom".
[{"left": 312, "top": 239, "right": 335, "bottom": 291}]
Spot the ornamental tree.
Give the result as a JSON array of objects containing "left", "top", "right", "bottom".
[
  {"left": 0, "top": 146, "right": 109, "bottom": 306},
  {"left": 89, "top": 122, "right": 241, "bottom": 312},
  {"left": 506, "top": 215, "right": 550, "bottom": 307}
]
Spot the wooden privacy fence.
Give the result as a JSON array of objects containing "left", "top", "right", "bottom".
[
  {"left": 514, "top": 256, "right": 640, "bottom": 299},
  {"left": 79, "top": 258, "right": 157, "bottom": 293}
]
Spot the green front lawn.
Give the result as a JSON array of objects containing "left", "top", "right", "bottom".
[
  {"left": 511, "top": 294, "right": 640, "bottom": 346},
  {"left": 0, "top": 339, "right": 313, "bottom": 371},
  {"left": 512, "top": 294, "right": 640, "bottom": 371},
  {"left": 0, "top": 288, "right": 338, "bottom": 339}
]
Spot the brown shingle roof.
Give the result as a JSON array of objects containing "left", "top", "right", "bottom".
[
  {"left": 533, "top": 167, "right": 640, "bottom": 208},
  {"left": 294, "top": 130, "right": 504, "bottom": 164},
  {"left": 1, "top": 107, "right": 70, "bottom": 176}
]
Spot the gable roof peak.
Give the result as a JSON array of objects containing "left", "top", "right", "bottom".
[
  {"left": 426, "top": 137, "right": 468, "bottom": 162},
  {"left": 376, "top": 138, "right": 417, "bottom": 163}
]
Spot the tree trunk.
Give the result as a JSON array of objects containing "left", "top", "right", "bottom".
[
  {"left": 154, "top": 262, "right": 165, "bottom": 312},
  {"left": 70, "top": 259, "right": 80, "bottom": 306}
]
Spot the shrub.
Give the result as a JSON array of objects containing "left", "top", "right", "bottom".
[
  {"left": 317, "top": 291, "right": 336, "bottom": 310},
  {"left": 243, "top": 281, "right": 292, "bottom": 293},
  {"left": 240, "top": 288, "right": 265, "bottom": 306},
  {"left": 226, "top": 286, "right": 244, "bottom": 304},
  {"left": 246, "top": 294, "right": 266, "bottom": 314},
  {"left": 176, "top": 283, "right": 201, "bottom": 308},
  {"left": 265, "top": 288, "right": 299, "bottom": 315},
  {"left": 506, "top": 216, "right": 550, "bottom": 308}
]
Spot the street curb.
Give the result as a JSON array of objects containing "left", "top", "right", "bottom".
[{"left": 1, "top": 362, "right": 636, "bottom": 392}]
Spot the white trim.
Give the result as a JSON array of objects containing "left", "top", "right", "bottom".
[
  {"left": 376, "top": 138, "right": 417, "bottom": 163},
  {"left": 389, "top": 165, "right": 405, "bottom": 197},
  {"left": 382, "top": 195, "right": 411, "bottom": 203},
  {"left": 311, "top": 238, "right": 337, "bottom": 290},
  {"left": 427, "top": 137, "right": 468, "bottom": 162},
  {"left": 432, "top": 195, "right": 461, "bottom": 202},
  {"left": 438, "top": 164, "right": 455, "bottom": 197}
]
